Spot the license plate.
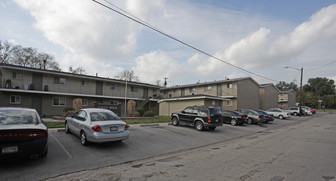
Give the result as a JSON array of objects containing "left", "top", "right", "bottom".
[
  {"left": 110, "top": 126, "right": 118, "bottom": 131},
  {"left": 2, "top": 146, "right": 18, "bottom": 154}
]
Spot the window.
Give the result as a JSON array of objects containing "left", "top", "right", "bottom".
[
  {"left": 204, "top": 86, "right": 212, "bottom": 91},
  {"left": 10, "top": 95, "right": 21, "bottom": 104},
  {"left": 131, "top": 86, "right": 138, "bottom": 92},
  {"left": 52, "top": 97, "right": 66, "bottom": 106},
  {"left": 12, "top": 72, "right": 22, "bottom": 79},
  {"left": 189, "top": 87, "right": 195, "bottom": 93},
  {"left": 226, "top": 100, "right": 232, "bottom": 106},
  {"left": 227, "top": 83, "right": 233, "bottom": 88},
  {"left": 110, "top": 84, "right": 120, "bottom": 90},
  {"left": 82, "top": 99, "right": 88, "bottom": 106},
  {"left": 212, "top": 101, "right": 216, "bottom": 106},
  {"left": 54, "top": 77, "right": 67, "bottom": 84},
  {"left": 82, "top": 80, "right": 88, "bottom": 86},
  {"left": 109, "top": 100, "right": 119, "bottom": 105}
]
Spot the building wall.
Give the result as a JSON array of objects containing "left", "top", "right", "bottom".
[
  {"left": 159, "top": 99, "right": 204, "bottom": 116},
  {"left": 222, "top": 99, "right": 238, "bottom": 110},
  {"left": 237, "top": 79, "right": 260, "bottom": 109},
  {"left": 288, "top": 91, "right": 297, "bottom": 107},
  {"left": 259, "top": 86, "right": 279, "bottom": 110}
]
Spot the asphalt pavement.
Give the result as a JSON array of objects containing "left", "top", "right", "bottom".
[{"left": 45, "top": 112, "right": 336, "bottom": 181}]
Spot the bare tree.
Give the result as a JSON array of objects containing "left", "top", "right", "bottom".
[
  {"left": 0, "top": 40, "right": 13, "bottom": 64},
  {"left": 69, "top": 66, "right": 86, "bottom": 74},
  {"left": 115, "top": 70, "right": 139, "bottom": 81}
]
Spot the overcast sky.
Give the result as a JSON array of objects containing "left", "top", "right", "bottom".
[{"left": 1, "top": 0, "right": 336, "bottom": 86}]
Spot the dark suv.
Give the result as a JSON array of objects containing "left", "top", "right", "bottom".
[{"left": 171, "top": 106, "right": 223, "bottom": 131}]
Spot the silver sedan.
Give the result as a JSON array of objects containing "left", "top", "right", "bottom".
[{"left": 65, "top": 108, "right": 129, "bottom": 146}]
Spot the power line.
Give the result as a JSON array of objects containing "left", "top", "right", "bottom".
[
  {"left": 305, "top": 60, "right": 336, "bottom": 70},
  {"left": 92, "top": 0, "right": 280, "bottom": 83}
]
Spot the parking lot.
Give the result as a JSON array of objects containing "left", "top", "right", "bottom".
[{"left": 0, "top": 115, "right": 313, "bottom": 181}]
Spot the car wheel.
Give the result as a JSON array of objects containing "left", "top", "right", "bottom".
[
  {"left": 65, "top": 121, "right": 70, "bottom": 134},
  {"left": 80, "top": 131, "right": 89, "bottom": 146},
  {"left": 40, "top": 146, "right": 48, "bottom": 158},
  {"left": 195, "top": 121, "right": 204, "bottom": 131},
  {"left": 293, "top": 112, "right": 298, "bottom": 116},
  {"left": 231, "top": 119, "right": 237, "bottom": 126},
  {"left": 247, "top": 118, "right": 253, "bottom": 124},
  {"left": 209, "top": 126, "right": 216, "bottom": 130},
  {"left": 278, "top": 115, "right": 284, "bottom": 119},
  {"left": 172, "top": 117, "right": 179, "bottom": 126}
]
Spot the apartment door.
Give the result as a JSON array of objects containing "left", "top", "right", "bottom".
[
  {"left": 217, "top": 84, "right": 222, "bottom": 97},
  {"left": 181, "top": 88, "right": 185, "bottom": 96},
  {"left": 96, "top": 81, "right": 103, "bottom": 95},
  {"left": 32, "top": 73, "right": 43, "bottom": 91},
  {"left": 143, "top": 87, "right": 148, "bottom": 98},
  {"left": 32, "top": 95, "right": 42, "bottom": 115}
]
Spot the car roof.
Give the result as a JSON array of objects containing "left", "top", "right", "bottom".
[{"left": 80, "top": 108, "right": 113, "bottom": 113}]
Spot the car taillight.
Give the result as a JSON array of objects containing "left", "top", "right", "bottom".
[
  {"left": 92, "top": 125, "right": 102, "bottom": 132},
  {"left": 0, "top": 132, "right": 46, "bottom": 138},
  {"left": 208, "top": 118, "right": 212, "bottom": 122},
  {"left": 238, "top": 116, "right": 243, "bottom": 119},
  {"left": 125, "top": 124, "right": 129, "bottom": 130}
]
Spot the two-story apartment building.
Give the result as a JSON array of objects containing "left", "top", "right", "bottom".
[
  {"left": 259, "top": 84, "right": 280, "bottom": 110},
  {"left": 0, "top": 64, "right": 160, "bottom": 116},
  {"left": 159, "top": 77, "right": 262, "bottom": 116},
  {"left": 278, "top": 89, "right": 297, "bottom": 109}
]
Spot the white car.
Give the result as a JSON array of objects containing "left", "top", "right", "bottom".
[
  {"left": 65, "top": 108, "right": 129, "bottom": 146},
  {"left": 301, "top": 107, "right": 312, "bottom": 115},
  {"left": 266, "top": 108, "right": 291, "bottom": 119}
]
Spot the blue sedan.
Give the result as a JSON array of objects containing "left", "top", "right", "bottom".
[{"left": 255, "top": 110, "right": 274, "bottom": 123}]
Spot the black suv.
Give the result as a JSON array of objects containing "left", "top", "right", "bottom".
[{"left": 171, "top": 106, "right": 223, "bottom": 131}]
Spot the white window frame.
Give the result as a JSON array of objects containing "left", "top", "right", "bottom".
[
  {"left": 52, "top": 97, "right": 66, "bottom": 106},
  {"left": 226, "top": 100, "right": 232, "bottom": 106},
  {"left": 189, "top": 87, "right": 195, "bottom": 93},
  {"left": 54, "top": 77, "right": 67, "bottom": 85},
  {"left": 82, "top": 99, "right": 88, "bottom": 106},
  {"left": 10, "top": 95, "right": 21, "bottom": 104},
  {"left": 131, "top": 86, "right": 138, "bottom": 92},
  {"left": 204, "top": 86, "right": 212, "bottom": 91},
  {"left": 227, "top": 83, "right": 233, "bottom": 89},
  {"left": 81, "top": 80, "right": 88, "bottom": 86}
]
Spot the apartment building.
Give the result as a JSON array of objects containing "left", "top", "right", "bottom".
[
  {"left": 259, "top": 84, "right": 280, "bottom": 110},
  {"left": 0, "top": 64, "right": 160, "bottom": 116},
  {"left": 159, "top": 77, "right": 262, "bottom": 116},
  {"left": 278, "top": 89, "right": 297, "bottom": 109}
]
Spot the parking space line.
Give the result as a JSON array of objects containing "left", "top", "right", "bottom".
[{"left": 49, "top": 131, "right": 73, "bottom": 159}]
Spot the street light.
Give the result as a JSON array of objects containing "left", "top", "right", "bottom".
[{"left": 285, "top": 66, "right": 303, "bottom": 115}]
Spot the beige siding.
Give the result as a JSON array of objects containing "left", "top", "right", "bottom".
[
  {"left": 259, "top": 86, "right": 279, "bottom": 110},
  {"left": 159, "top": 99, "right": 204, "bottom": 116}
]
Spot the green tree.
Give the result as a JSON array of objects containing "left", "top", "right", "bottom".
[
  {"left": 115, "top": 70, "right": 139, "bottom": 81},
  {"left": 276, "top": 81, "right": 298, "bottom": 93},
  {"left": 69, "top": 66, "right": 86, "bottom": 74},
  {"left": 304, "top": 77, "right": 335, "bottom": 97}
]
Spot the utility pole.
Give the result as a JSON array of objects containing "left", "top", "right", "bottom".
[
  {"left": 285, "top": 66, "right": 303, "bottom": 115},
  {"left": 163, "top": 77, "right": 168, "bottom": 87}
]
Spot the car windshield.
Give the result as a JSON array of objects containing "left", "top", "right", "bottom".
[
  {"left": 250, "top": 110, "right": 259, "bottom": 115},
  {"left": 0, "top": 110, "right": 37, "bottom": 125},
  {"left": 90, "top": 111, "right": 121, "bottom": 121}
]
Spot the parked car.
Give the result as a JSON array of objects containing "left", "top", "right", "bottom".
[
  {"left": 255, "top": 110, "right": 274, "bottom": 123},
  {"left": 288, "top": 107, "right": 302, "bottom": 116},
  {"left": 171, "top": 106, "right": 223, "bottom": 131},
  {"left": 302, "top": 106, "right": 316, "bottom": 114},
  {"left": 0, "top": 107, "right": 48, "bottom": 160},
  {"left": 65, "top": 108, "right": 129, "bottom": 146},
  {"left": 236, "top": 109, "right": 265, "bottom": 124},
  {"left": 266, "top": 108, "right": 291, "bottom": 119},
  {"left": 301, "top": 107, "right": 313, "bottom": 115},
  {"left": 219, "top": 108, "right": 247, "bottom": 126}
]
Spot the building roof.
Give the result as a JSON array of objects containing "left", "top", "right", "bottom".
[
  {"left": 0, "top": 63, "right": 161, "bottom": 88},
  {"left": 158, "top": 94, "right": 230, "bottom": 103},
  {"left": 161, "top": 77, "right": 260, "bottom": 90},
  {"left": 260, "top": 83, "right": 280, "bottom": 92}
]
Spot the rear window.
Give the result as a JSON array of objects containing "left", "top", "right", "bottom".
[
  {"left": 209, "top": 108, "right": 221, "bottom": 115},
  {"left": 0, "top": 110, "right": 37, "bottom": 125},
  {"left": 90, "top": 111, "right": 120, "bottom": 121}
]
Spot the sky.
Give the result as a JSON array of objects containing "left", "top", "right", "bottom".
[{"left": 1, "top": 0, "right": 336, "bottom": 87}]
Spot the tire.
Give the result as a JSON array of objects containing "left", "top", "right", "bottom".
[
  {"left": 247, "top": 118, "right": 253, "bottom": 124},
  {"left": 278, "top": 115, "right": 284, "bottom": 119},
  {"left": 293, "top": 112, "right": 298, "bottom": 116},
  {"left": 231, "top": 119, "right": 237, "bottom": 126},
  {"left": 80, "top": 131, "right": 89, "bottom": 146},
  {"left": 209, "top": 126, "right": 216, "bottom": 130},
  {"left": 172, "top": 117, "right": 179, "bottom": 126},
  {"left": 195, "top": 121, "right": 204, "bottom": 131},
  {"left": 65, "top": 121, "right": 70, "bottom": 134},
  {"left": 40, "top": 147, "right": 48, "bottom": 158}
]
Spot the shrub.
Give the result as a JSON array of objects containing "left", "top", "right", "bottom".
[
  {"left": 143, "top": 111, "right": 155, "bottom": 117},
  {"left": 136, "top": 108, "right": 145, "bottom": 116},
  {"left": 63, "top": 107, "right": 75, "bottom": 112}
]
